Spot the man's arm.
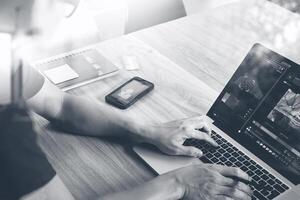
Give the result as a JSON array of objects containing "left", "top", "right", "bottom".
[
  {"left": 27, "top": 80, "right": 149, "bottom": 141},
  {"left": 27, "top": 80, "right": 218, "bottom": 158},
  {"left": 100, "top": 164, "right": 252, "bottom": 200},
  {"left": 100, "top": 175, "right": 183, "bottom": 200},
  {"left": 26, "top": 81, "right": 252, "bottom": 200}
]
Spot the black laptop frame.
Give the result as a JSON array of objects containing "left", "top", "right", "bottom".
[{"left": 207, "top": 43, "right": 300, "bottom": 184}]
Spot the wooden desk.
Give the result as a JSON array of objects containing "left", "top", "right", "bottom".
[{"left": 33, "top": 0, "right": 300, "bottom": 199}]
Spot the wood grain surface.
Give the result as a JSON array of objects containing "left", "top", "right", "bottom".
[{"left": 32, "top": 0, "right": 300, "bottom": 199}]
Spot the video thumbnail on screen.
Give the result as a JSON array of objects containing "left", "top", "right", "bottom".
[{"left": 268, "top": 89, "right": 300, "bottom": 137}]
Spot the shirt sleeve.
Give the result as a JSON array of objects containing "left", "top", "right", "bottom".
[
  {"left": 22, "top": 64, "right": 45, "bottom": 100},
  {"left": 0, "top": 107, "right": 56, "bottom": 199}
]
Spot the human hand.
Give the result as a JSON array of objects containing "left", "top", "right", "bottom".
[
  {"left": 145, "top": 116, "right": 218, "bottom": 157},
  {"left": 160, "top": 164, "right": 252, "bottom": 200},
  {"left": 102, "top": 163, "right": 252, "bottom": 200}
]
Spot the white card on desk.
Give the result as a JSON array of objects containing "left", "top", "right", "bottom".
[
  {"left": 44, "top": 64, "right": 79, "bottom": 84},
  {"left": 123, "top": 55, "right": 140, "bottom": 71}
]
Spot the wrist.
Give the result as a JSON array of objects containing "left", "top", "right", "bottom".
[
  {"left": 101, "top": 175, "right": 184, "bottom": 200},
  {"left": 122, "top": 120, "right": 158, "bottom": 144},
  {"left": 150, "top": 174, "right": 185, "bottom": 200}
]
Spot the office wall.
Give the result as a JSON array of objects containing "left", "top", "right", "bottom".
[
  {"left": 85, "top": 0, "right": 127, "bottom": 39},
  {"left": 183, "top": 0, "right": 239, "bottom": 15},
  {"left": 27, "top": 0, "right": 236, "bottom": 61},
  {"left": 85, "top": 0, "right": 186, "bottom": 34},
  {"left": 126, "top": 0, "right": 186, "bottom": 33}
]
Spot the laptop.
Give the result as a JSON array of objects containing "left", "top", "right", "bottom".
[{"left": 134, "top": 43, "right": 300, "bottom": 200}]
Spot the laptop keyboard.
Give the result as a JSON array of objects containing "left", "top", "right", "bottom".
[{"left": 184, "top": 131, "right": 290, "bottom": 200}]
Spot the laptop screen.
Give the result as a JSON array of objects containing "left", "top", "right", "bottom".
[{"left": 208, "top": 44, "right": 300, "bottom": 184}]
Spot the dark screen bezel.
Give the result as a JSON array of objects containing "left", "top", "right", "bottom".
[{"left": 207, "top": 43, "right": 300, "bottom": 184}]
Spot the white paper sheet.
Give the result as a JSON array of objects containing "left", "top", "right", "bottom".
[{"left": 44, "top": 64, "right": 79, "bottom": 84}]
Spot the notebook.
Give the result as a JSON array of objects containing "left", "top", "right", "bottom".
[{"left": 34, "top": 48, "right": 119, "bottom": 91}]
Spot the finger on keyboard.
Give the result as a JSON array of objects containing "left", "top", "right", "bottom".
[{"left": 211, "top": 165, "right": 252, "bottom": 183}]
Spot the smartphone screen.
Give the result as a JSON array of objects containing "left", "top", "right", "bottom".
[
  {"left": 111, "top": 80, "right": 149, "bottom": 104},
  {"left": 106, "top": 77, "right": 154, "bottom": 109}
]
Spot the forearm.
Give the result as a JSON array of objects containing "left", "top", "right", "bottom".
[
  {"left": 101, "top": 175, "right": 183, "bottom": 200},
  {"left": 55, "top": 94, "right": 152, "bottom": 141}
]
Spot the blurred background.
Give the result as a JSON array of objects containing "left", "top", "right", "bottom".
[{"left": 20, "top": 0, "right": 300, "bottom": 62}]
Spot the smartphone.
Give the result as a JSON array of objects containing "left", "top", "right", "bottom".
[{"left": 105, "top": 77, "right": 154, "bottom": 109}]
